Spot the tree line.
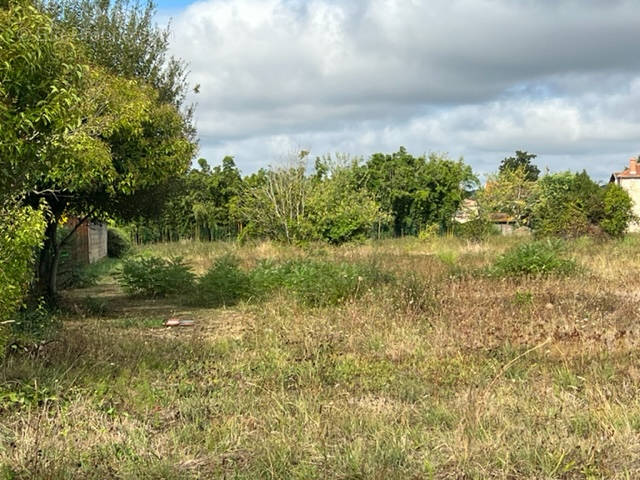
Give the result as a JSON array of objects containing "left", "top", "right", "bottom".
[
  {"left": 128, "top": 149, "right": 635, "bottom": 244},
  {"left": 127, "top": 148, "right": 477, "bottom": 244}
]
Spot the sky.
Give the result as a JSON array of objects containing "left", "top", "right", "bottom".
[{"left": 155, "top": 0, "right": 640, "bottom": 181}]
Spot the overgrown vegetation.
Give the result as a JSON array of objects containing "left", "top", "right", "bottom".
[
  {"left": 121, "top": 253, "right": 392, "bottom": 308},
  {"left": 0, "top": 202, "right": 46, "bottom": 355},
  {"left": 3, "top": 0, "right": 640, "bottom": 477},
  {"left": 190, "top": 255, "right": 252, "bottom": 307},
  {"left": 107, "top": 227, "right": 131, "bottom": 258},
  {"left": 3, "top": 237, "right": 640, "bottom": 478},
  {"left": 491, "top": 239, "right": 578, "bottom": 276},
  {"left": 251, "top": 257, "right": 391, "bottom": 306},
  {"left": 118, "top": 256, "right": 195, "bottom": 297}
]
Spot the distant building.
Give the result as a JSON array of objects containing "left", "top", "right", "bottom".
[
  {"left": 489, "top": 212, "right": 517, "bottom": 235},
  {"left": 610, "top": 157, "right": 640, "bottom": 232},
  {"left": 453, "top": 198, "right": 479, "bottom": 223},
  {"left": 66, "top": 217, "right": 108, "bottom": 265},
  {"left": 453, "top": 199, "right": 521, "bottom": 235}
]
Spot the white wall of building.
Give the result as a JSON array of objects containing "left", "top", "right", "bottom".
[{"left": 618, "top": 178, "right": 640, "bottom": 232}]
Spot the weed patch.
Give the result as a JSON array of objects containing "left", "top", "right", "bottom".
[
  {"left": 118, "top": 256, "right": 195, "bottom": 297},
  {"left": 61, "top": 258, "right": 119, "bottom": 289},
  {"left": 490, "top": 239, "right": 577, "bottom": 276},
  {"left": 251, "top": 258, "right": 392, "bottom": 307},
  {"left": 189, "top": 255, "right": 253, "bottom": 307}
]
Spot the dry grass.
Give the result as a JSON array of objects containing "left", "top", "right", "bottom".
[{"left": 3, "top": 235, "right": 640, "bottom": 478}]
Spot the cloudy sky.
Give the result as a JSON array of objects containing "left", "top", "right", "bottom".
[{"left": 155, "top": 0, "right": 640, "bottom": 181}]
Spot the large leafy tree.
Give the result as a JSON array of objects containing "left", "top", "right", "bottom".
[
  {"left": 0, "top": 1, "right": 92, "bottom": 307},
  {"left": 0, "top": 1, "right": 87, "bottom": 197},
  {"left": 29, "top": 71, "right": 194, "bottom": 297},
  {"left": 364, "top": 147, "right": 477, "bottom": 235},
  {"left": 365, "top": 147, "right": 420, "bottom": 236},
  {"left": 530, "top": 170, "right": 629, "bottom": 237},
  {"left": 1, "top": 0, "right": 196, "bottom": 299},
  {"left": 41, "top": 0, "right": 191, "bottom": 110}
]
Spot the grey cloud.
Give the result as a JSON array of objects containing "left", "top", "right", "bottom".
[{"left": 165, "top": 0, "right": 640, "bottom": 177}]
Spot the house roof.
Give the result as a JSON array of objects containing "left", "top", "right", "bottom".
[
  {"left": 489, "top": 212, "right": 515, "bottom": 224},
  {"left": 612, "top": 157, "right": 640, "bottom": 180}
]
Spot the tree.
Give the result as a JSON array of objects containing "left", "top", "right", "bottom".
[
  {"left": 29, "top": 70, "right": 195, "bottom": 298},
  {"left": 1, "top": 1, "right": 196, "bottom": 299},
  {"left": 238, "top": 153, "right": 310, "bottom": 243},
  {"left": 365, "top": 147, "right": 420, "bottom": 236},
  {"left": 478, "top": 165, "right": 539, "bottom": 227},
  {"left": 410, "top": 153, "right": 477, "bottom": 231},
  {"left": 305, "top": 156, "right": 387, "bottom": 244},
  {"left": 364, "top": 148, "right": 477, "bottom": 235},
  {"left": 42, "top": 0, "right": 192, "bottom": 110},
  {"left": 0, "top": 1, "right": 87, "bottom": 198},
  {"left": 531, "top": 171, "right": 605, "bottom": 237},
  {"left": 499, "top": 151, "right": 540, "bottom": 182},
  {"left": 601, "top": 183, "right": 635, "bottom": 237}
]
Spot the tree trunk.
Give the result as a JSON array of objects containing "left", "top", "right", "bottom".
[{"left": 37, "top": 220, "right": 58, "bottom": 302}]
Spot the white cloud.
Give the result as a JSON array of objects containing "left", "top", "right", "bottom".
[{"left": 165, "top": 0, "right": 640, "bottom": 180}]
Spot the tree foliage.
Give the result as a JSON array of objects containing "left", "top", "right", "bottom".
[
  {"left": 499, "top": 150, "right": 540, "bottom": 182},
  {"left": 305, "top": 156, "right": 388, "bottom": 244},
  {"left": 530, "top": 170, "right": 633, "bottom": 237},
  {"left": 237, "top": 153, "right": 312, "bottom": 243},
  {"left": 0, "top": 201, "right": 46, "bottom": 353},
  {"left": 601, "top": 183, "right": 636, "bottom": 237},
  {"left": 0, "top": 1, "right": 87, "bottom": 196},
  {"left": 1, "top": 1, "right": 196, "bottom": 299},
  {"left": 479, "top": 165, "right": 539, "bottom": 227},
  {"left": 364, "top": 147, "right": 477, "bottom": 235},
  {"left": 41, "top": 0, "right": 191, "bottom": 109}
]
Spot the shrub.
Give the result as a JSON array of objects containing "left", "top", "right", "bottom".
[
  {"left": 491, "top": 240, "right": 577, "bottom": 276},
  {"left": 251, "top": 258, "right": 392, "bottom": 307},
  {"left": 61, "top": 258, "right": 119, "bottom": 289},
  {"left": 107, "top": 227, "right": 131, "bottom": 258},
  {"left": 453, "top": 218, "right": 498, "bottom": 241},
  {"left": 0, "top": 203, "right": 46, "bottom": 357},
  {"left": 118, "top": 256, "right": 195, "bottom": 297},
  {"left": 418, "top": 224, "right": 440, "bottom": 241},
  {"left": 7, "top": 300, "right": 61, "bottom": 353},
  {"left": 600, "top": 183, "right": 635, "bottom": 237},
  {"left": 190, "top": 255, "right": 253, "bottom": 307}
]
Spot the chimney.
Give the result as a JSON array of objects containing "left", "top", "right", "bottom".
[{"left": 630, "top": 158, "right": 638, "bottom": 175}]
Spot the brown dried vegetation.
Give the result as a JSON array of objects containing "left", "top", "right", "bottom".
[{"left": 3, "top": 235, "right": 640, "bottom": 478}]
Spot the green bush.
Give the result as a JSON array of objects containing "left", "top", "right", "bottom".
[
  {"left": 118, "top": 256, "right": 195, "bottom": 297},
  {"left": 453, "top": 218, "right": 498, "bottom": 241},
  {"left": 107, "top": 227, "right": 131, "bottom": 258},
  {"left": 190, "top": 255, "right": 253, "bottom": 307},
  {"left": 0, "top": 203, "right": 46, "bottom": 356},
  {"left": 532, "top": 171, "right": 603, "bottom": 237},
  {"left": 251, "top": 258, "right": 391, "bottom": 307},
  {"left": 61, "top": 258, "right": 119, "bottom": 289},
  {"left": 601, "top": 183, "right": 635, "bottom": 237},
  {"left": 491, "top": 240, "right": 577, "bottom": 276},
  {"left": 8, "top": 300, "right": 61, "bottom": 352}
]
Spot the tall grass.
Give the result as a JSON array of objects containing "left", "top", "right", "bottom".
[{"left": 7, "top": 236, "right": 639, "bottom": 478}]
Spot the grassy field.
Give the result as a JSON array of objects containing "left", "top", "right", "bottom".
[{"left": 3, "top": 236, "right": 640, "bottom": 478}]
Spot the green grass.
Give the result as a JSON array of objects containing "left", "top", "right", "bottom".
[{"left": 2, "top": 236, "right": 640, "bottom": 478}]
